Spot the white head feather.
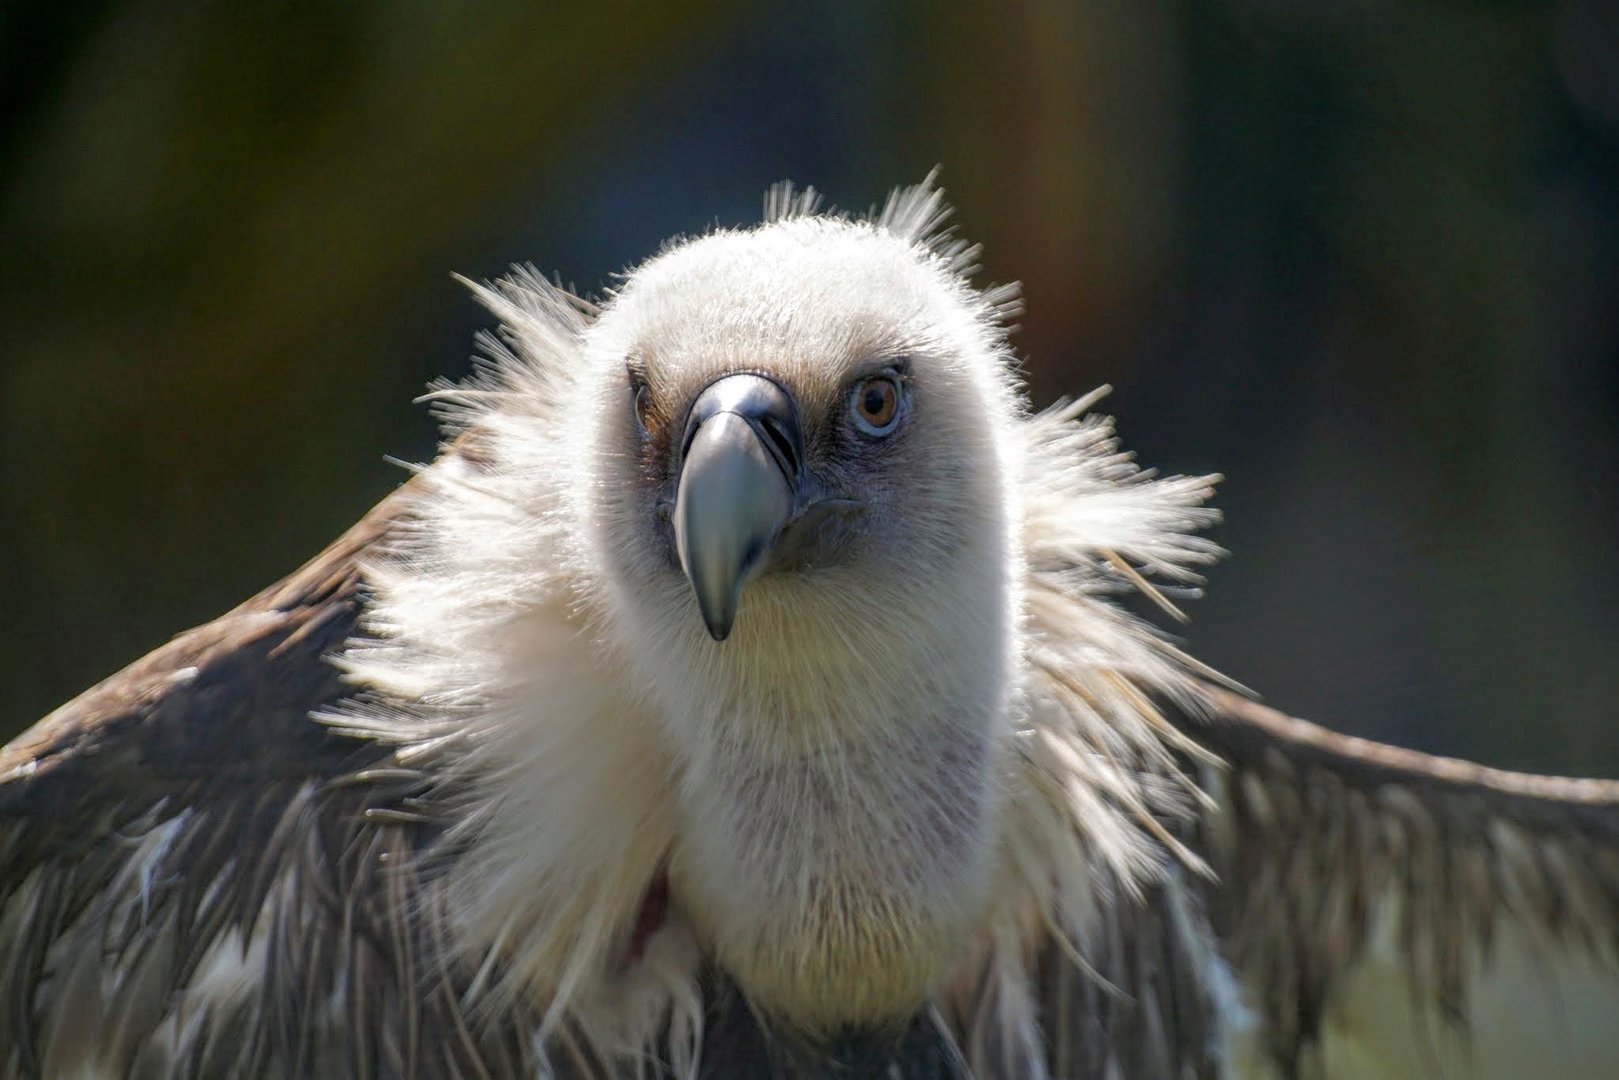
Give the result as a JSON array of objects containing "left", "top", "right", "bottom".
[{"left": 336, "top": 176, "right": 1222, "bottom": 1072}]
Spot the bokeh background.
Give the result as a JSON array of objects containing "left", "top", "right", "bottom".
[{"left": 2, "top": 1, "right": 1616, "bottom": 773}]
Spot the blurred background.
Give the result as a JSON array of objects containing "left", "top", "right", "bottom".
[{"left": 1, "top": 0, "right": 1616, "bottom": 772}]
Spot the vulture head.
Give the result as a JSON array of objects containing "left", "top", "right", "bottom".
[{"left": 348, "top": 178, "right": 1216, "bottom": 1054}]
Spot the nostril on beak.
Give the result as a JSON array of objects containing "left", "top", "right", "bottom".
[{"left": 757, "top": 415, "right": 799, "bottom": 478}]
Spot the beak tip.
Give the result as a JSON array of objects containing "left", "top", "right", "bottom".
[{"left": 698, "top": 598, "right": 736, "bottom": 642}]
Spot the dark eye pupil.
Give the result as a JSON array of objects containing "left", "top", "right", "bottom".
[{"left": 863, "top": 388, "right": 886, "bottom": 415}]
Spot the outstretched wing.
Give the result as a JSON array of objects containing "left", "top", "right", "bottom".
[
  {"left": 1184, "top": 687, "right": 1619, "bottom": 1079},
  {"left": 0, "top": 494, "right": 549, "bottom": 1078}
]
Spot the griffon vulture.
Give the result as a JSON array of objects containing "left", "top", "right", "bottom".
[{"left": 3, "top": 179, "right": 1618, "bottom": 1079}]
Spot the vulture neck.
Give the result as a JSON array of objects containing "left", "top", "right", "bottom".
[{"left": 646, "top": 567, "right": 1020, "bottom": 1032}]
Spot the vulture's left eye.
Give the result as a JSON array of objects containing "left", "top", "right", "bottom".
[
  {"left": 632, "top": 377, "right": 655, "bottom": 433},
  {"left": 849, "top": 375, "right": 902, "bottom": 436}
]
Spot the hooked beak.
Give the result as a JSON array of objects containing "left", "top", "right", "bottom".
[{"left": 672, "top": 374, "right": 804, "bottom": 641}]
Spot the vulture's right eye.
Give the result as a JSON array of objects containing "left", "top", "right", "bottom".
[{"left": 849, "top": 375, "right": 902, "bottom": 436}]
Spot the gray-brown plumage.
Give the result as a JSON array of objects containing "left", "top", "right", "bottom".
[{"left": 3, "top": 179, "right": 1618, "bottom": 1079}]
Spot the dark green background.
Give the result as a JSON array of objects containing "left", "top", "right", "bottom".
[{"left": 3, "top": 1, "right": 1616, "bottom": 774}]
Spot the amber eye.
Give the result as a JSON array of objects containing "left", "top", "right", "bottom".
[
  {"left": 632, "top": 377, "right": 655, "bottom": 432},
  {"left": 849, "top": 375, "right": 902, "bottom": 436}
]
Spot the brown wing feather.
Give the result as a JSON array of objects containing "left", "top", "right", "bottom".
[
  {"left": 0, "top": 490, "right": 550, "bottom": 1079},
  {"left": 974, "top": 873, "right": 1225, "bottom": 1079},
  {"left": 1182, "top": 687, "right": 1619, "bottom": 1077}
]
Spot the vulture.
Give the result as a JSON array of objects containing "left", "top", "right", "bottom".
[{"left": 4, "top": 178, "right": 1619, "bottom": 1080}]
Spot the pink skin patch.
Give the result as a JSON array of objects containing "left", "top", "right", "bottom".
[{"left": 626, "top": 872, "right": 670, "bottom": 965}]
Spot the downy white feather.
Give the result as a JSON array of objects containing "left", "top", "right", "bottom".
[{"left": 336, "top": 176, "right": 1223, "bottom": 1075}]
